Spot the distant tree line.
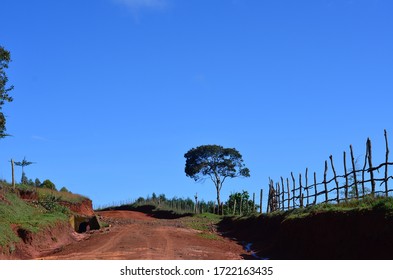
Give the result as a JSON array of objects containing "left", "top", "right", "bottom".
[
  {"left": 18, "top": 176, "right": 70, "bottom": 193},
  {"left": 132, "top": 191, "right": 259, "bottom": 216}
]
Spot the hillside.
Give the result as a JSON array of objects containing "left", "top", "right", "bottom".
[{"left": 0, "top": 185, "right": 97, "bottom": 259}]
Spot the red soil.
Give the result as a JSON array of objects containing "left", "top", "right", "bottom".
[
  {"left": 59, "top": 199, "right": 95, "bottom": 216},
  {"left": 38, "top": 210, "right": 251, "bottom": 260}
]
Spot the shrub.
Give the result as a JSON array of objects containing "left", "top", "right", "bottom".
[
  {"left": 59, "top": 186, "right": 70, "bottom": 193},
  {"left": 40, "top": 179, "right": 56, "bottom": 190}
]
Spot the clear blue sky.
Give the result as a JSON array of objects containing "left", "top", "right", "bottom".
[{"left": 1, "top": 0, "right": 392, "bottom": 208}]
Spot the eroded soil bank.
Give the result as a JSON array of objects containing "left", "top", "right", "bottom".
[
  {"left": 218, "top": 210, "right": 393, "bottom": 259},
  {"left": 0, "top": 221, "right": 85, "bottom": 260}
]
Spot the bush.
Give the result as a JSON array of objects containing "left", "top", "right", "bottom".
[
  {"left": 59, "top": 186, "right": 70, "bottom": 193},
  {"left": 38, "top": 193, "right": 70, "bottom": 214},
  {"left": 40, "top": 179, "right": 56, "bottom": 190}
]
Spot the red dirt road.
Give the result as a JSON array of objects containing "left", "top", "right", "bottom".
[{"left": 40, "top": 211, "right": 251, "bottom": 260}]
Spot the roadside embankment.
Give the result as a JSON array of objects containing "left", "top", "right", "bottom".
[
  {"left": 0, "top": 186, "right": 98, "bottom": 259},
  {"left": 218, "top": 207, "right": 393, "bottom": 259}
]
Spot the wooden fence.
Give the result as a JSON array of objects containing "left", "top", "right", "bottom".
[{"left": 267, "top": 130, "right": 393, "bottom": 213}]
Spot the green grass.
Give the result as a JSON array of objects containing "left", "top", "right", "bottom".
[
  {"left": 267, "top": 196, "right": 393, "bottom": 221},
  {"left": 16, "top": 183, "right": 88, "bottom": 204},
  {"left": 182, "top": 213, "right": 222, "bottom": 240},
  {"left": 0, "top": 189, "right": 69, "bottom": 248}
]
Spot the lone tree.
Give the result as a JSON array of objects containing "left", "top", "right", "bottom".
[
  {"left": 184, "top": 145, "right": 250, "bottom": 211},
  {"left": 0, "top": 46, "right": 14, "bottom": 138}
]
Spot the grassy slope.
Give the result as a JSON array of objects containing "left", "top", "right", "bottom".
[
  {"left": 182, "top": 213, "right": 222, "bottom": 240},
  {"left": 18, "top": 183, "right": 88, "bottom": 204},
  {"left": 0, "top": 185, "right": 88, "bottom": 249},
  {"left": 0, "top": 192, "right": 68, "bottom": 247}
]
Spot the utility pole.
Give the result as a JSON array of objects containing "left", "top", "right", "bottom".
[{"left": 10, "top": 159, "right": 15, "bottom": 188}]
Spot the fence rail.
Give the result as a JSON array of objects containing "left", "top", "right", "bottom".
[{"left": 267, "top": 130, "right": 392, "bottom": 213}]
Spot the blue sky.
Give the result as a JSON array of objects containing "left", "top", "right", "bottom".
[{"left": 1, "top": 0, "right": 392, "bottom": 208}]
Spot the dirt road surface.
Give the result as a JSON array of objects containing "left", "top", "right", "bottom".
[{"left": 40, "top": 211, "right": 252, "bottom": 260}]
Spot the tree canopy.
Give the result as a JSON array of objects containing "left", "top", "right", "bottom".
[
  {"left": 0, "top": 46, "right": 14, "bottom": 138},
  {"left": 40, "top": 179, "right": 56, "bottom": 190},
  {"left": 184, "top": 144, "right": 250, "bottom": 210}
]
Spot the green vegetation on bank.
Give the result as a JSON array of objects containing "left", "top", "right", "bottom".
[
  {"left": 0, "top": 191, "right": 68, "bottom": 248},
  {"left": 0, "top": 183, "right": 88, "bottom": 250},
  {"left": 17, "top": 183, "right": 88, "bottom": 204},
  {"left": 183, "top": 213, "right": 222, "bottom": 240},
  {"left": 264, "top": 195, "right": 393, "bottom": 221}
]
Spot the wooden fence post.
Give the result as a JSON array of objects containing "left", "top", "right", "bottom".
[
  {"left": 266, "top": 187, "right": 270, "bottom": 213},
  {"left": 299, "top": 173, "right": 303, "bottom": 208},
  {"left": 343, "top": 151, "right": 349, "bottom": 202},
  {"left": 384, "top": 129, "right": 389, "bottom": 197},
  {"left": 314, "top": 172, "right": 317, "bottom": 205},
  {"left": 276, "top": 182, "right": 280, "bottom": 210},
  {"left": 305, "top": 168, "right": 309, "bottom": 207},
  {"left": 281, "top": 177, "right": 285, "bottom": 211},
  {"left": 329, "top": 155, "right": 340, "bottom": 203},
  {"left": 361, "top": 142, "right": 369, "bottom": 198},
  {"left": 260, "top": 189, "right": 263, "bottom": 214},
  {"left": 291, "top": 172, "right": 296, "bottom": 208},
  {"left": 287, "top": 178, "right": 290, "bottom": 209},
  {"left": 367, "top": 138, "right": 376, "bottom": 196},
  {"left": 350, "top": 145, "right": 359, "bottom": 199},
  {"left": 324, "top": 160, "right": 328, "bottom": 203}
]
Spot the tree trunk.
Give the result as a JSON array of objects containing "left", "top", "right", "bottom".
[{"left": 216, "top": 183, "right": 221, "bottom": 215}]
